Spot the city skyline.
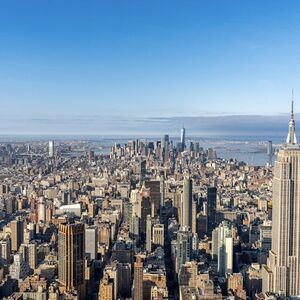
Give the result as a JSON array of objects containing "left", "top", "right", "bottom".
[
  {"left": 0, "top": 103, "right": 293, "bottom": 299},
  {"left": 1, "top": 2, "right": 300, "bottom": 299}
]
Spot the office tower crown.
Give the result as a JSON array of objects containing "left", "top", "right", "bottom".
[{"left": 286, "top": 96, "right": 298, "bottom": 146}]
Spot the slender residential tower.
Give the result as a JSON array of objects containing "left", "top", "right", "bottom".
[
  {"left": 262, "top": 99, "right": 300, "bottom": 297},
  {"left": 182, "top": 176, "right": 192, "bottom": 229}
]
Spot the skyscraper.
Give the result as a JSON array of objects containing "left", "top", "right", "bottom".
[
  {"left": 98, "top": 273, "right": 114, "bottom": 300},
  {"left": 191, "top": 199, "right": 197, "bottom": 234},
  {"left": 0, "top": 238, "right": 11, "bottom": 262},
  {"left": 139, "top": 160, "right": 146, "bottom": 181},
  {"left": 152, "top": 224, "right": 164, "bottom": 248},
  {"left": 145, "top": 180, "right": 161, "bottom": 217},
  {"left": 211, "top": 228, "right": 219, "bottom": 261},
  {"left": 140, "top": 194, "right": 152, "bottom": 235},
  {"left": 85, "top": 226, "right": 97, "bottom": 260},
  {"left": 10, "top": 218, "right": 24, "bottom": 252},
  {"left": 182, "top": 176, "right": 192, "bottom": 229},
  {"left": 161, "top": 134, "right": 169, "bottom": 150},
  {"left": 48, "top": 141, "right": 54, "bottom": 158},
  {"left": 146, "top": 215, "right": 152, "bottom": 252},
  {"left": 38, "top": 197, "right": 46, "bottom": 223},
  {"left": 180, "top": 127, "right": 186, "bottom": 151},
  {"left": 133, "top": 255, "right": 143, "bottom": 300},
  {"left": 117, "top": 263, "right": 132, "bottom": 298},
  {"left": 176, "top": 227, "right": 192, "bottom": 273},
  {"left": 217, "top": 221, "right": 233, "bottom": 276},
  {"left": 58, "top": 222, "right": 85, "bottom": 299},
  {"left": 206, "top": 187, "right": 217, "bottom": 236},
  {"left": 160, "top": 175, "right": 165, "bottom": 207},
  {"left": 20, "top": 242, "right": 37, "bottom": 271},
  {"left": 262, "top": 101, "right": 300, "bottom": 297},
  {"left": 9, "top": 253, "right": 31, "bottom": 280},
  {"left": 267, "top": 140, "right": 273, "bottom": 166}
]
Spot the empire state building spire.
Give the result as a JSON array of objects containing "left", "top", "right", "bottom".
[
  {"left": 262, "top": 93, "right": 300, "bottom": 297},
  {"left": 286, "top": 92, "right": 297, "bottom": 145}
]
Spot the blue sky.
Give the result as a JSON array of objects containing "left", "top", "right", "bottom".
[{"left": 1, "top": 1, "right": 300, "bottom": 134}]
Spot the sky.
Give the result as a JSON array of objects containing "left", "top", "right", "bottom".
[{"left": 1, "top": 1, "right": 300, "bottom": 135}]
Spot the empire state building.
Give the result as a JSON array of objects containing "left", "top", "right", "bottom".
[{"left": 263, "top": 100, "right": 300, "bottom": 297}]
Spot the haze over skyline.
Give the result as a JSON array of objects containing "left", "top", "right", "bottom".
[{"left": 1, "top": 1, "right": 300, "bottom": 134}]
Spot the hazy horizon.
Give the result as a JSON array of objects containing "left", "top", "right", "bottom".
[{"left": 0, "top": 112, "right": 295, "bottom": 141}]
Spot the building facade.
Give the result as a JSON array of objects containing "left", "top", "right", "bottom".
[
  {"left": 58, "top": 222, "right": 85, "bottom": 299},
  {"left": 263, "top": 102, "right": 300, "bottom": 297}
]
